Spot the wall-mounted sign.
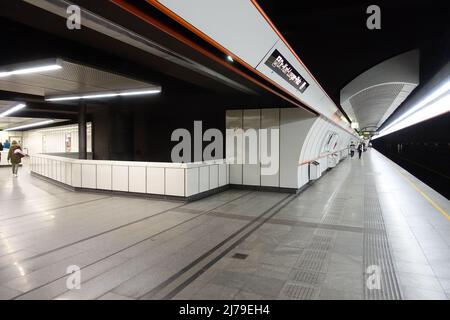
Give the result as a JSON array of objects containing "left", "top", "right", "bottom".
[{"left": 264, "top": 49, "right": 310, "bottom": 93}]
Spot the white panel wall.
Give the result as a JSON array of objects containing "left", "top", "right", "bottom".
[
  {"left": 279, "top": 108, "right": 317, "bottom": 189},
  {"left": 218, "top": 163, "right": 227, "bottom": 187},
  {"left": 147, "top": 167, "right": 165, "bottom": 195},
  {"left": 129, "top": 166, "right": 146, "bottom": 193},
  {"left": 64, "top": 162, "right": 72, "bottom": 185},
  {"left": 185, "top": 167, "right": 199, "bottom": 197},
  {"left": 165, "top": 168, "right": 184, "bottom": 196},
  {"left": 112, "top": 166, "right": 129, "bottom": 192},
  {"left": 22, "top": 123, "right": 92, "bottom": 155},
  {"left": 199, "top": 166, "right": 210, "bottom": 193},
  {"left": 209, "top": 165, "right": 219, "bottom": 190},
  {"left": 72, "top": 163, "right": 81, "bottom": 188},
  {"left": 243, "top": 109, "right": 260, "bottom": 186},
  {"left": 97, "top": 165, "right": 112, "bottom": 190},
  {"left": 227, "top": 108, "right": 317, "bottom": 189},
  {"left": 226, "top": 110, "right": 243, "bottom": 184},
  {"left": 81, "top": 164, "right": 96, "bottom": 189},
  {"left": 260, "top": 108, "right": 280, "bottom": 187}
]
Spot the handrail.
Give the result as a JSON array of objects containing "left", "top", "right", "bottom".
[{"left": 298, "top": 147, "right": 350, "bottom": 165}]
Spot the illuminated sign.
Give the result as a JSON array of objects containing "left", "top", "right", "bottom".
[{"left": 265, "top": 49, "right": 309, "bottom": 93}]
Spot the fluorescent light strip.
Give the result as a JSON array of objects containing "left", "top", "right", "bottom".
[
  {"left": 45, "top": 88, "right": 161, "bottom": 101},
  {"left": 374, "top": 80, "right": 450, "bottom": 139},
  {"left": 5, "top": 120, "right": 55, "bottom": 131},
  {"left": 384, "top": 80, "right": 450, "bottom": 132},
  {"left": 0, "top": 103, "right": 26, "bottom": 117},
  {"left": 0, "top": 64, "right": 61, "bottom": 77}
]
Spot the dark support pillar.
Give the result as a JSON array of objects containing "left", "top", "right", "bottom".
[{"left": 78, "top": 102, "right": 87, "bottom": 159}]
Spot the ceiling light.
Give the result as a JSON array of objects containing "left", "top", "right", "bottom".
[
  {"left": 374, "top": 80, "right": 450, "bottom": 139},
  {"left": 227, "top": 55, "right": 234, "bottom": 62},
  {"left": 0, "top": 64, "right": 61, "bottom": 77},
  {"left": 0, "top": 103, "right": 26, "bottom": 117},
  {"left": 5, "top": 120, "right": 55, "bottom": 131},
  {"left": 45, "top": 88, "right": 161, "bottom": 101}
]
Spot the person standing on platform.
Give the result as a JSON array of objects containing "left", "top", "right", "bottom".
[
  {"left": 7, "top": 140, "right": 27, "bottom": 177},
  {"left": 357, "top": 143, "right": 363, "bottom": 159},
  {"left": 349, "top": 141, "right": 356, "bottom": 157}
]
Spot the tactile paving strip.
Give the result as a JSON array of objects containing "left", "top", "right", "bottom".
[
  {"left": 363, "top": 183, "right": 403, "bottom": 300},
  {"left": 280, "top": 283, "right": 319, "bottom": 300},
  {"left": 301, "top": 249, "right": 329, "bottom": 261},
  {"left": 294, "top": 258, "right": 326, "bottom": 272},
  {"left": 289, "top": 270, "right": 326, "bottom": 286}
]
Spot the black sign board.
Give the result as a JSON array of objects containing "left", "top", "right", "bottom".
[{"left": 264, "top": 49, "right": 309, "bottom": 93}]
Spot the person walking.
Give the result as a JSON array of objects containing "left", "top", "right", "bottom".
[
  {"left": 7, "top": 140, "right": 27, "bottom": 177},
  {"left": 357, "top": 143, "right": 363, "bottom": 159},
  {"left": 349, "top": 141, "right": 356, "bottom": 157}
]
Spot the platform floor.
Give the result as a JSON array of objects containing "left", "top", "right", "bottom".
[{"left": 0, "top": 149, "right": 449, "bottom": 300}]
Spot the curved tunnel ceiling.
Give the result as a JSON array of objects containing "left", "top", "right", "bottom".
[{"left": 340, "top": 49, "right": 419, "bottom": 133}]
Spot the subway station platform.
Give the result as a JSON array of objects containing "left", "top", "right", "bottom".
[{"left": 0, "top": 149, "right": 449, "bottom": 300}]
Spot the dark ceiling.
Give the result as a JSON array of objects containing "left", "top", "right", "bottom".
[{"left": 258, "top": 0, "right": 450, "bottom": 105}]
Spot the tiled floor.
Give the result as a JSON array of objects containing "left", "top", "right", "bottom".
[{"left": 0, "top": 150, "right": 449, "bottom": 300}]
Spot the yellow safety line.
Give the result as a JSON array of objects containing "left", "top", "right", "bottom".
[{"left": 396, "top": 168, "right": 450, "bottom": 220}]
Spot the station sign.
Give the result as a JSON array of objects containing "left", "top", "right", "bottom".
[{"left": 265, "top": 49, "right": 310, "bottom": 93}]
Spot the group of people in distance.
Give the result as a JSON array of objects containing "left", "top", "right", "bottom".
[{"left": 349, "top": 141, "right": 367, "bottom": 159}]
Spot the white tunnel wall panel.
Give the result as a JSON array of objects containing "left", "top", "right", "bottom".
[
  {"left": 209, "top": 165, "right": 219, "bottom": 190},
  {"left": 158, "top": 0, "right": 279, "bottom": 68},
  {"left": 147, "top": 167, "right": 165, "bottom": 195},
  {"left": 64, "top": 163, "right": 72, "bottom": 185},
  {"left": 97, "top": 165, "right": 112, "bottom": 190},
  {"left": 218, "top": 163, "right": 227, "bottom": 187},
  {"left": 165, "top": 168, "right": 185, "bottom": 196},
  {"left": 185, "top": 167, "right": 199, "bottom": 197},
  {"left": 199, "top": 166, "right": 210, "bottom": 193},
  {"left": 56, "top": 161, "right": 62, "bottom": 182},
  {"left": 129, "top": 166, "right": 146, "bottom": 193},
  {"left": 81, "top": 164, "right": 96, "bottom": 189},
  {"left": 308, "top": 120, "right": 323, "bottom": 173},
  {"left": 71, "top": 163, "right": 81, "bottom": 188},
  {"left": 279, "top": 108, "right": 317, "bottom": 189},
  {"left": 112, "top": 166, "right": 129, "bottom": 192},
  {"left": 300, "top": 118, "right": 322, "bottom": 165},
  {"left": 260, "top": 108, "right": 280, "bottom": 187},
  {"left": 243, "top": 109, "right": 261, "bottom": 186},
  {"left": 317, "top": 122, "right": 332, "bottom": 173},
  {"left": 226, "top": 110, "right": 243, "bottom": 185}
]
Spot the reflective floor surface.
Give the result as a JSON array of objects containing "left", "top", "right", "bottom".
[{"left": 0, "top": 149, "right": 449, "bottom": 300}]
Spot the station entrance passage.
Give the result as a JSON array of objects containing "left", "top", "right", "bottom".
[{"left": 0, "top": 150, "right": 449, "bottom": 300}]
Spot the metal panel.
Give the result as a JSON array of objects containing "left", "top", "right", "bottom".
[{"left": 159, "top": 0, "right": 279, "bottom": 68}]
